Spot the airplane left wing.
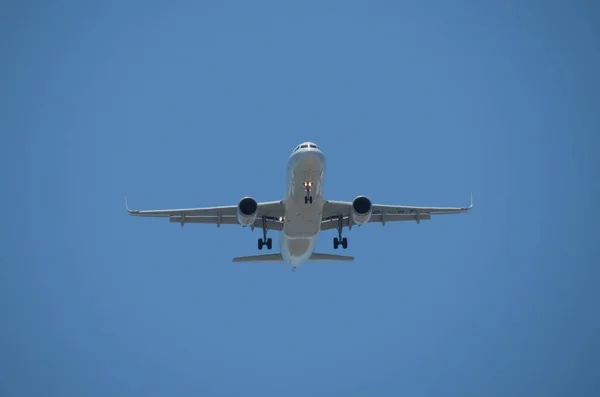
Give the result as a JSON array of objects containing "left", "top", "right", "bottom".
[
  {"left": 321, "top": 194, "right": 472, "bottom": 231},
  {"left": 126, "top": 199, "right": 285, "bottom": 230}
]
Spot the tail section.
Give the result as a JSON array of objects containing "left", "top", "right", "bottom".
[{"left": 232, "top": 252, "right": 354, "bottom": 263}]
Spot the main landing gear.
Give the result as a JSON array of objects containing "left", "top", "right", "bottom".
[
  {"left": 304, "top": 181, "right": 313, "bottom": 204},
  {"left": 258, "top": 216, "right": 272, "bottom": 250},
  {"left": 333, "top": 216, "right": 348, "bottom": 250}
]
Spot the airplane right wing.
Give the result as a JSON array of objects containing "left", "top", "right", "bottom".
[{"left": 321, "top": 194, "right": 472, "bottom": 231}]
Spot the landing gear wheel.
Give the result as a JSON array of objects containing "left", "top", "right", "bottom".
[
  {"left": 303, "top": 181, "right": 313, "bottom": 204},
  {"left": 258, "top": 217, "right": 272, "bottom": 250},
  {"left": 333, "top": 216, "right": 348, "bottom": 250}
]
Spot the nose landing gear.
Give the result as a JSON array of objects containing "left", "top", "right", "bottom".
[
  {"left": 333, "top": 216, "right": 348, "bottom": 249},
  {"left": 303, "top": 181, "right": 313, "bottom": 204}
]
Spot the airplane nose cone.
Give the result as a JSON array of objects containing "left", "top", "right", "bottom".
[{"left": 301, "top": 151, "right": 324, "bottom": 171}]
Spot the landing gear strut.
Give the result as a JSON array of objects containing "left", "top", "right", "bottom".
[
  {"left": 258, "top": 216, "right": 272, "bottom": 250},
  {"left": 333, "top": 216, "right": 348, "bottom": 249},
  {"left": 304, "top": 181, "right": 313, "bottom": 204}
]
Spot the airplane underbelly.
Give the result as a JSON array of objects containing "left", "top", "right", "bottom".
[
  {"left": 284, "top": 201, "right": 321, "bottom": 237},
  {"left": 281, "top": 149, "right": 325, "bottom": 265}
]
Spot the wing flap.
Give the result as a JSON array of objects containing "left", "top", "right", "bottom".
[
  {"left": 169, "top": 215, "right": 283, "bottom": 231},
  {"left": 169, "top": 216, "right": 238, "bottom": 225},
  {"left": 320, "top": 213, "right": 432, "bottom": 230},
  {"left": 128, "top": 205, "right": 239, "bottom": 217}
]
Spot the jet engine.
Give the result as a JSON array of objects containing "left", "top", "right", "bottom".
[
  {"left": 237, "top": 197, "right": 258, "bottom": 226},
  {"left": 351, "top": 195, "right": 372, "bottom": 225}
]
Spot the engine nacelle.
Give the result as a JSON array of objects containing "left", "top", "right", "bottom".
[
  {"left": 237, "top": 197, "right": 258, "bottom": 226},
  {"left": 351, "top": 195, "right": 372, "bottom": 225}
]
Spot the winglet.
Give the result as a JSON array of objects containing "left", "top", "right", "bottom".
[
  {"left": 469, "top": 192, "right": 474, "bottom": 209},
  {"left": 125, "top": 196, "right": 138, "bottom": 215}
]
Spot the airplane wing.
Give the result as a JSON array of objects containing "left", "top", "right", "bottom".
[
  {"left": 126, "top": 199, "right": 285, "bottom": 231},
  {"left": 321, "top": 194, "right": 473, "bottom": 231}
]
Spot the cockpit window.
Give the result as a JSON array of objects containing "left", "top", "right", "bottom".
[{"left": 293, "top": 143, "right": 319, "bottom": 153}]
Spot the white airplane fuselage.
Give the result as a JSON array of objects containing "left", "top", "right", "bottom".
[{"left": 281, "top": 146, "right": 326, "bottom": 267}]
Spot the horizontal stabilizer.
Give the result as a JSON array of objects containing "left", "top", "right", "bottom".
[
  {"left": 232, "top": 253, "right": 284, "bottom": 263},
  {"left": 232, "top": 252, "right": 354, "bottom": 263},
  {"left": 308, "top": 253, "right": 354, "bottom": 261}
]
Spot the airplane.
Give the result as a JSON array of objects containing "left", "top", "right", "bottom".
[{"left": 126, "top": 141, "right": 473, "bottom": 269}]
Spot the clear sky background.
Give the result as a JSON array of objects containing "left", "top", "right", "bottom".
[{"left": 3, "top": 1, "right": 599, "bottom": 396}]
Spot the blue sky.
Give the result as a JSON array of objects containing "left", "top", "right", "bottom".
[{"left": 3, "top": 1, "right": 599, "bottom": 396}]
